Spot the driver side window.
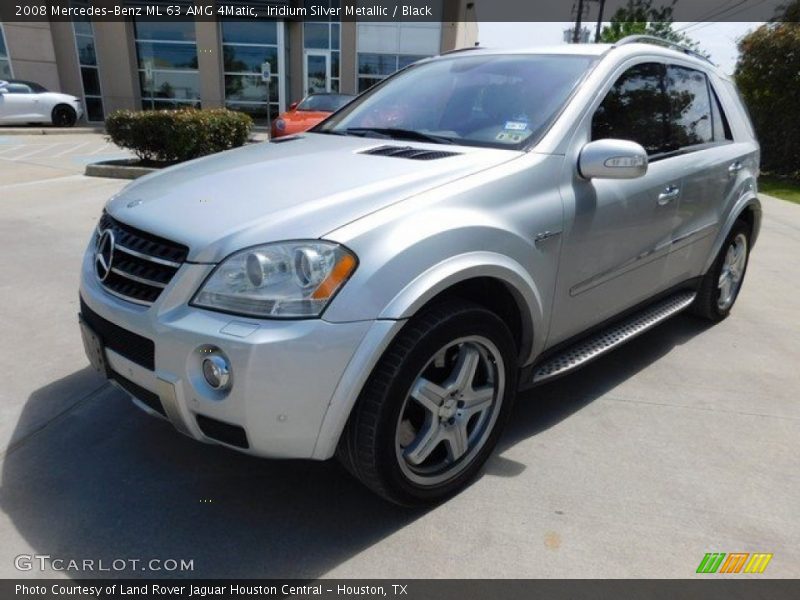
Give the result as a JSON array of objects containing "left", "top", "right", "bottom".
[{"left": 592, "top": 63, "right": 669, "bottom": 156}]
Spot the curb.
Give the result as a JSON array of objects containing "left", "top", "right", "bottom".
[
  {"left": 85, "top": 160, "right": 157, "bottom": 180},
  {"left": 0, "top": 127, "right": 105, "bottom": 136}
]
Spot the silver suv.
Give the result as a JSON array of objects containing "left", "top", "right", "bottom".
[{"left": 79, "top": 37, "right": 760, "bottom": 505}]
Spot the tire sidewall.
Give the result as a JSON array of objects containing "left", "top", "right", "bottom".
[{"left": 373, "top": 307, "right": 518, "bottom": 505}]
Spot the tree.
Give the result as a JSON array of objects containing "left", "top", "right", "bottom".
[
  {"left": 598, "top": 0, "right": 707, "bottom": 56},
  {"left": 735, "top": 1, "right": 800, "bottom": 179}
]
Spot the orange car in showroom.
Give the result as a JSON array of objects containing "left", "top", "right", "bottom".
[{"left": 271, "top": 93, "right": 354, "bottom": 138}]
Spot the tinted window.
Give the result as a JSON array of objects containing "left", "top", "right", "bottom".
[
  {"left": 710, "top": 84, "right": 733, "bottom": 142},
  {"left": 320, "top": 54, "right": 595, "bottom": 150},
  {"left": 592, "top": 63, "right": 669, "bottom": 155},
  {"left": 666, "top": 65, "right": 712, "bottom": 149}
]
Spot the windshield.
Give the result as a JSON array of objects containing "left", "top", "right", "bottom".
[
  {"left": 297, "top": 94, "right": 353, "bottom": 112},
  {"left": 315, "top": 54, "right": 596, "bottom": 150}
]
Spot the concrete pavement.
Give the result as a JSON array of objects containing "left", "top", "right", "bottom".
[{"left": 0, "top": 142, "right": 798, "bottom": 579}]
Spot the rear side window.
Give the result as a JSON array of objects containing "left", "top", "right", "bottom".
[
  {"left": 709, "top": 84, "right": 733, "bottom": 142},
  {"left": 592, "top": 62, "right": 669, "bottom": 155},
  {"left": 666, "top": 65, "right": 713, "bottom": 149}
]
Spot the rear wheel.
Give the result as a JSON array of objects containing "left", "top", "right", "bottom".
[
  {"left": 691, "top": 219, "right": 750, "bottom": 321},
  {"left": 52, "top": 105, "right": 77, "bottom": 128},
  {"left": 337, "top": 299, "right": 518, "bottom": 506}
]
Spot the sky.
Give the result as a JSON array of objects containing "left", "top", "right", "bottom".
[{"left": 477, "top": 22, "right": 765, "bottom": 75}]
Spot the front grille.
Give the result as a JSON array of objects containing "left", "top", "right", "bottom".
[
  {"left": 80, "top": 297, "right": 155, "bottom": 370},
  {"left": 110, "top": 369, "right": 166, "bottom": 417},
  {"left": 95, "top": 212, "right": 189, "bottom": 306},
  {"left": 196, "top": 415, "right": 249, "bottom": 449},
  {"left": 361, "top": 145, "right": 461, "bottom": 160}
]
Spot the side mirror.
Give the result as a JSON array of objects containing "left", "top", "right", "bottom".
[
  {"left": 579, "top": 139, "right": 648, "bottom": 180},
  {"left": 288, "top": 101, "right": 298, "bottom": 111}
]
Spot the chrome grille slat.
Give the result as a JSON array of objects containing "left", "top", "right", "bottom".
[
  {"left": 94, "top": 212, "right": 188, "bottom": 306},
  {"left": 114, "top": 243, "right": 183, "bottom": 268},
  {"left": 101, "top": 285, "right": 157, "bottom": 307},
  {"left": 110, "top": 267, "right": 167, "bottom": 289}
]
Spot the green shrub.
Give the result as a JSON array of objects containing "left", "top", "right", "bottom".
[
  {"left": 735, "top": 9, "right": 800, "bottom": 179},
  {"left": 105, "top": 108, "right": 253, "bottom": 163}
]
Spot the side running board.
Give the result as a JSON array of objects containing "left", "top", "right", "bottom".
[{"left": 530, "top": 291, "right": 696, "bottom": 385}]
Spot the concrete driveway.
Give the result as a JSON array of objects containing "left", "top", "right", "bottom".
[{"left": 0, "top": 138, "right": 798, "bottom": 579}]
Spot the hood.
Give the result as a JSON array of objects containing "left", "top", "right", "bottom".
[{"left": 106, "top": 133, "right": 521, "bottom": 263}]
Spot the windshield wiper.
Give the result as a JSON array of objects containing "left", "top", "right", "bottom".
[{"left": 342, "top": 127, "right": 455, "bottom": 145}]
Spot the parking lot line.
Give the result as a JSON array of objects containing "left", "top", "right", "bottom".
[
  {"left": 12, "top": 144, "right": 60, "bottom": 159},
  {"left": 52, "top": 140, "right": 92, "bottom": 157},
  {"left": 0, "top": 144, "right": 24, "bottom": 155}
]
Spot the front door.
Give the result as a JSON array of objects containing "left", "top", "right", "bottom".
[
  {"left": 304, "top": 51, "right": 330, "bottom": 97},
  {"left": 548, "top": 61, "right": 683, "bottom": 346}
]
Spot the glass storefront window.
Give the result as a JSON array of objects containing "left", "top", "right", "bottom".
[
  {"left": 134, "top": 18, "right": 200, "bottom": 110},
  {"left": 301, "top": 1, "right": 340, "bottom": 97},
  {"left": 0, "top": 23, "right": 13, "bottom": 80},
  {"left": 222, "top": 19, "right": 282, "bottom": 122},
  {"left": 356, "top": 21, "right": 440, "bottom": 93},
  {"left": 71, "top": 4, "right": 105, "bottom": 122}
]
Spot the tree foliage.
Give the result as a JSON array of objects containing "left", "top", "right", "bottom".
[
  {"left": 599, "top": 0, "right": 707, "bottom": 56},
  {"left": 735, "top": 2, "right": 800, "bottom": 179}
]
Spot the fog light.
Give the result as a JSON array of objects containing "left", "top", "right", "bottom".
[{"left": 202, "top": 355, "right": 231, "bottom": 390}]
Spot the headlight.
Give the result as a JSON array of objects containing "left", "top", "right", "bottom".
[
  {"left": 191, "top": 241, "right": 357, "bottom": 318},
  {"left": 274, "top": 118, "right": 286, "bottom": 131}
]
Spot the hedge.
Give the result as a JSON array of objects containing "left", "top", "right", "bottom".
[{"left": 105, "top": 108, "right": 253, "bottom": 163}]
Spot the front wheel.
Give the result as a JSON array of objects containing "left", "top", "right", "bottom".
[
  {"left": 691, "top": 219, "right": 751, "bottom": 321},
  {"left": 337, "top": 299, "right": 518, "bottom": 506}
]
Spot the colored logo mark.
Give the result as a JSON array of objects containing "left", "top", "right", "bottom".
[{"left": 696, "top": 552, "right": 773, "bottom": 574}]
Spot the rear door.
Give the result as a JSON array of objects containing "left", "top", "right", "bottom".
[{"left": 664, "top": 65, "right": 749, "bottom": 282}]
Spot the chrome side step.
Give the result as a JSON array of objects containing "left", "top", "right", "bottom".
[{"left": 531, "top": 291, "right": 696, "bottom": 385}]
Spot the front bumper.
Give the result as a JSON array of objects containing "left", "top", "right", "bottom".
[{"left": 79, "top": 245, "right": 378, "bottom": 459}]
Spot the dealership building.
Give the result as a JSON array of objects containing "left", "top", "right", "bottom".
[{"left": 0, "top": 1, "right": 477, "bottom": 123}]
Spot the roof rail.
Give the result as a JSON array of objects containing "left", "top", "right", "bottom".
[{"left": 614, "top": 35, "right": 714, "bottom": 66}]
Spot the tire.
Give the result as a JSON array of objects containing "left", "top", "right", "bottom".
[
  {"left": 51, "top": 105, "right": 77, "bottom": 128},
  {"left": 691, "top": 219, "right": 751, "bottom": 321},
  {"left": 337, "top": 299, "right": 518, "bottom": 506}
]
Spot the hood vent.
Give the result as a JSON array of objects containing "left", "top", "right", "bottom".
[{"left": 361, "top": 145, "right": 461, "bottom": 160}]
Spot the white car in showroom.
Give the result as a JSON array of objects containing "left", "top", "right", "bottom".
[{"left": 0, "top": 79, "right": 83, "bottom": 127}]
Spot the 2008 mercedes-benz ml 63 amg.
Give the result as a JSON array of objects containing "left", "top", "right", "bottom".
[{"left": 79, "top": 37, "right": 760, "bottom": 505}]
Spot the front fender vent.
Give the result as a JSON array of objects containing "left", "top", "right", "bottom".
[{"left": 360, "top": 145, "right": 461, "bottom": 160}]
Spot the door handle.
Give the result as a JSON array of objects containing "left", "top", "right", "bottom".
[
  {"left": 728, "top": 161, "right": 744, "bottom": 175},
  {"left": 657, "top": 186, "right": 680, "bottom": 206}
]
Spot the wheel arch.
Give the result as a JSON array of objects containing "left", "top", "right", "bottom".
[
  {"left": 312, "top": 254, "right": 542, "bottom": 460},
  {"left": 703, "top": 191, "right": 761, "bottom": 274}
]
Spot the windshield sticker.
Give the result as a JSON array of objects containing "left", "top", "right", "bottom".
[
  {"left": 496, "top": 132, "right": 524, "bottom": 143},
  {"left": 504, "top": 121, "right": 528, "bottom": 131}
]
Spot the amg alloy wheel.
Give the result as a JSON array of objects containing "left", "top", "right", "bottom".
[
  {"left": 717, "top": 233, "right": 747, "bottom": 311},
  {"left": 691, "top": 219, "right": 751, "bottom": 321},
  {"left": 337, "top": 299, "right": 517, "bottom": 505},
  {"left": 395, "top": 336, "right": 505, "bottom": 487}
]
